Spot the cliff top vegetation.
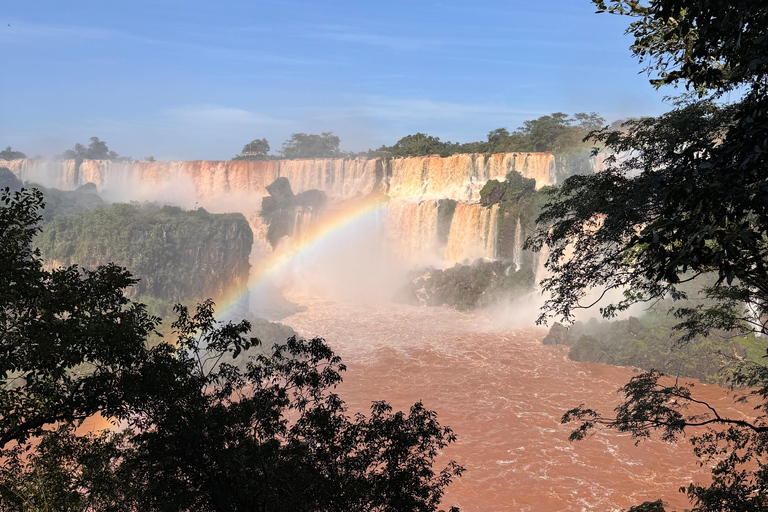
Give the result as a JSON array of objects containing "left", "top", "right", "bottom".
[
  {"left": 230, "top": 112, "right": 613, "bottom": 162},
  {"left": 58, "top": 137, "right": 130, "bottom": 162},
  {"left": 0, "top": 147, "right": 26, "bottom": 160}
]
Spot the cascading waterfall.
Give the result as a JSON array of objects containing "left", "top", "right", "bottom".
[
  {"left": 385, "top": 200, "right": 441, "bottom": 262},
  {"left": 445, "top": 203, "right": 499, "bottom": 263},
  {"left": 289, "top": 207, "right": 317, "bottom": 246},
  {"left": 2, "top": 153, "right": 550, "bottom": 200},
  {"left": 513, "top": 217, "right": 523, "bottom": 271},
  {"left": 3, "top": 154, "right": 549, "bottom": 270}
]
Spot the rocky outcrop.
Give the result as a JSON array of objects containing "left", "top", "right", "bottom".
[
  {"left": 396, "top": 259, "right": 536, "bottom": 310},
  {"left": 260, "top": 178, "right": 327, "bottom": 248}
]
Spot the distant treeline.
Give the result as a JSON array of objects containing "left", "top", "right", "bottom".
[
  {"left": 233, "top": 112, "right": 626, "bottom": 161},
  {"left": 0, "top": 138, "right": 152, "bottom": 163},
  {"left": 3, "top": 111, "right": 628, "bottom": 164}
]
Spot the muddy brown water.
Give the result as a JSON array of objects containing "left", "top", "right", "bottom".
[{"left": 282, "top": 293, "right": 750, "bottom": 512}]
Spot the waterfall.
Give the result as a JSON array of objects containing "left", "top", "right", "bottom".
[
  {"left": 289, "top": 207, "right": 317, "bottom": 245},
  {"left": 513, "top": 217, "right": 523, "bottom": 271},
  {"left": 3, "top": 154, "right": 557, "bottom": 267},
  {"left": 445, "top": 203, "right": 499, "bottom": 263},
  {"left": 3, "top": 153, "right": 551, "bottom": 200},
  {"left": 385, "top": 199, "right": 441, "bottom": 263}
]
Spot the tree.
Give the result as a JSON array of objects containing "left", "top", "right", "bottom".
[
  {"left": 0, "top": 188, "right": 462, "bottom": 511},
  {"left": 0, "top": 168, "right": 22, "bottom": 191},
  {"left": 0, "top": 187, "right": 160, "bottom": 450},
  {"left": 0, "top": 147, "right": 26, "bottom": 160},
  {"left": 233, "top": 138, "right": 271, "bottom": 160},
  {"left": 519, "top": 112, "right": 572, "bottom": 152},
  {"left": 61, "top": 137, "right": 122, "bottom": 161},
  {"left": 377, "top": 133, "right": 455, "bottom": 158},
  {"left": 529, "top": 2, "right": 768, "bottom": 510},
  {"left": 280, "top": 132, "right": 341, "bottom": 159}
]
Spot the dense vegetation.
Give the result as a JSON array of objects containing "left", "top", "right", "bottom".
[
  {"left": 232, "top": 137, "right": 271, "bottom": 160},
  {"left": 479, "top": 170, "right": 553, "bottom": 262},
  {"left": 36, "top": 200, "right": 252, "bottom": 305},
  {"left": 59, "top": 136, "right": 128, "bottom": 162},
  {"left": 543, "top": 309, "right": 764, "bottom": 386},
  {"left": 0, "top": 146, "right": 26, "bottom": 160},
  {"left": 376, "top": 112, "right": 605, "bottom": 158},
  {"left": 531, "top": 1, "right": 768, "bottom": 510},
  {"left": 0, "top": 188, "right": 463, "bottom": 511},
  {"left": 0, "top": 167, "right": 23, "bottom": 190}
]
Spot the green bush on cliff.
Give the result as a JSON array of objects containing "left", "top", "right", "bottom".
[{"left": 36, "top": 203, "right": 252, "bottom": 304}]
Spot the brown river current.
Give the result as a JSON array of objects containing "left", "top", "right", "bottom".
[{"left": 281, "top": 291, "right": 745, "bottom": 512}]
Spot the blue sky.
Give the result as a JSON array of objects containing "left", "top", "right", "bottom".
[{"left": 2, "top": 1, "right": 672, "bottom": 160}]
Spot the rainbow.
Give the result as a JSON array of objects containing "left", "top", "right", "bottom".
[{"left": 215, "top": 193, "right": 389, "bottom": 321}]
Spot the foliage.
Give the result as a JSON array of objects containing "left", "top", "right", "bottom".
[
  {"left": 0, "top": 187, "right": 462, "bottom": 511},
  {"left": 530, "top": 96, "right": 768, "bottom": 340},
  {"left": 543, "top": 308, "right": 767, "bottom": 385},
  {"left": 0, "top": 187, "right": 160, "bottom": 450},
  {"left": 36, "top": 183, "right": 105, "bottom": 222},
  {"left": 60, "top": 137, "right": 126, "bottom": 162},
  {"left": 0, "top": 167, "right": 22, "bottom": 191},
  {"left": 374, "top": 113, "right": 606, "bottom": 164},
  {"left": 478, "top": 171, "right": 542, "bottom": 263},
  {"left": 233, "top": 138, "right": 271, "bottom": 160},
  {"left": 478, "top": 171, "right": 536, "bottom": 208},
  {"left": 280, "top": 132, "right": 342, "bottom": 159},
  {"left": 377, "top": 133, "right": 457, "bottom": 158},
  {"left": 593, "top": 0, "right": 768, "bottom": 92},
  {"left": 2, "top": 301, "right": 463, "bottom": 512},
  {"left": 533, "top": 2, "right": 768, "bottom": 511},
  {"left": 35, "top": 202, "right": 253, "bottom": 303},
  {"left": 0, "top": 146, "right": 26, "bottom": 160}
]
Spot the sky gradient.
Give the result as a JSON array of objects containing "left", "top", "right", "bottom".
[{"left": 2, "top": 1, "right": 674, "bottom": 160}]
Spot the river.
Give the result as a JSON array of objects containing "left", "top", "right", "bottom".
[{"left": 281, "top": 291, "right": 745, "bottom": 512}]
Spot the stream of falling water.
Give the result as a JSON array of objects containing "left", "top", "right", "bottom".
[{"left": 280, "top": 291, "right": 746, "bottom": 512}]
